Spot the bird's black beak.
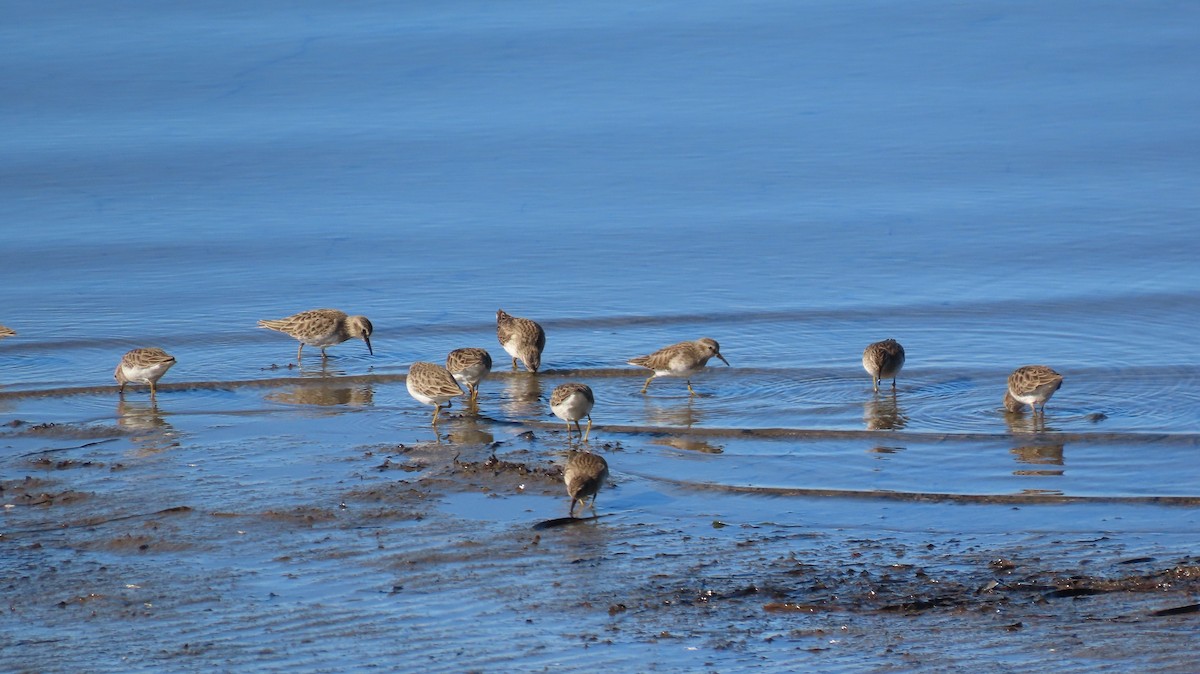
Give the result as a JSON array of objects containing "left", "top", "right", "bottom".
[
  {"left": 364, "top": 337, "right": 374, "bottom": 356},
  {"left": 716, "top": 353, "right": 729, "bottom": 366}
]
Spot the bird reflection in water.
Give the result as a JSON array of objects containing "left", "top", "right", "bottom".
[
  {"left": 1010, "top": 443, "right": 1065, "bottom": 477},
  {"left": 265, "top": 382, "right": 374, "bottom": 408},
  {"left": 500, "top": 373, "right": 542, "bottom": 419},
  {"left": 290, "top": 357, "right": 346, "bottom": 377},
  {"left": 642, "top": 398, "right": 722, "bottom": 451},
  {"left": 1004, "top": 407, "right": 1055, "bottom": 434},
  {"left": 863, "top": 390, "right": 908, "bottom": 431},
  {"left": 1005, "top": 410, "right": 1064, "bottom": 475},
  {"left": 443, "top": 413, "right": 495, "bottom": 447},
  {"left": 117, "top": 399, "right": 179, "bottom": 455},
  {"left": 651, "top": 437, "right": 723, "bottom": 454},
  {"left": 644, "top": 397, "right": 704, "bottom": 429}
]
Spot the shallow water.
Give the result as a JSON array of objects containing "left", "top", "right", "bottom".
[{"left": 3, "top": 0, "right": 1200, "bottom": 670}]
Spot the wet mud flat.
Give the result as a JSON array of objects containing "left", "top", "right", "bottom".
[{"left": 3, "top": 416, "right": 1200, "bottom": 672}]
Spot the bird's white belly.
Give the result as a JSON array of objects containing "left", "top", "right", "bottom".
[
  {"left": 552, "top": 392, "right": 593, "bottom": 421},
  {"left": 1012, "top": 391, "right": 1042, "bottom": 405},
  {"left": 453, "top": 364, "right": 488, "bottom": 387},
  {"left": 500, "top": 338, "right": 522, "bottom": 360},
  {"left": 122, "top": 363, "right": 172, "bottom": 384},
  {"left": 659, "top": 355, "right": 700, "bottom": 377},
  {"left": 302, "top": 330, "right": 341, "bottom": 347}
]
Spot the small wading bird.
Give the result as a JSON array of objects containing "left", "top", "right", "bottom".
[
  {"left": 862, "top": 339, "right": 906, "bottom": 392},
  {"left": 114, "top": 348, "right": 177, "bottom": 400},
  {"left": 550, "top": 382, "right": 594, "bottom": 442},
  {"left": 628, "top": 337, "right": 729, "bottom": 396},
  {"left": 564, "top": 450, "right": 608, "bottom": 518},
  {"left": 496, "top": 309, "right": 545, "bottom": 373},
  {"left": 406, "top": 361, "right": 465, "bottom": 424},
  {"left": 1004, "top": 365, "right": 1063, "bottom": 415},
  {"left": 258, "top": 308, "right": 373, "bottom": 362},
  {"left": 445, "top": 347, "right": 492, "bottom": 404}
]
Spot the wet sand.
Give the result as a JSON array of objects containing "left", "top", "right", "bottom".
[{"left": 3, "top": 377, "right": 1199, "bottom": 672}]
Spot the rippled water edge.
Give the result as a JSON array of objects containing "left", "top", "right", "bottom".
[{"left": 3, "top": 405, "right": 1200, "bottom": 673}]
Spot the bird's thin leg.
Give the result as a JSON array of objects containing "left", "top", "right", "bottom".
[
  {"left": 582, "top": 415, "right": 592, "bottom": 442},
  {"left": 320, "top": 347, "right": 328, "bottom": 360},
  {"left": 432, "top": 404, "right": 442, "bottom": 425},
  {"left": 569, "top": 497, "right": 578, "bottom": 518},
  {"left": 872, "top": 376, "right": 879, "bottom": 393},
  {"left": 638, "top": 371, "right": 657, "bottom": 393},
  {"left": 687, "top": 380, "right": 697, "bottom": 396},
  {"left": 891, "top": 377, "right": 897, "bottom": 390},
  {"left": 149, "top": 381, "right": 158, "bottom": 399},
  {"left": 511, "top": 357, "right": 518, "bottom": 370},
  {"left": 296, "top": 343, "right": 304, "bottom": 361}
]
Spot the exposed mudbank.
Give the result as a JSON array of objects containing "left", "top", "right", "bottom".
[{"left": 4, "top": 413, "right": 1199, "bottom": 670}]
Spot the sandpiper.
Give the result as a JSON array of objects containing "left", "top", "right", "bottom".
[
  {"left": 406, "top": 361, "right": 465, "bottom": 424},
  {"left": 445, "top": 347, "right": 493, "bottom": 403},
  {"left": 550, "top": 382, "right": 594, "bottom": 442},
  {"left": 114, "top": 348, "right": 176, "bottom": 399},
  {"left": 496, "top": 309, "right": 545, "bottom": 373},
  {"left": 1004, "top": 365, "right": 1063, "bottom": 414},
  {"left": 258, "top": 308, "right": 373, "bottom": 361},
  {"left": 564, "top": 450, "right": 609, "bottom": 517},
  {"left": 628, "top": 337, "right": 729, "bottom": 395},
  {"left": 862, "top": 339, "right": 906, "bottom": 392}
]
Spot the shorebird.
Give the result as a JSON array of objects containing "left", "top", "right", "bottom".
[
  {"left": 1004, "top": 365, "right": 1064, "bottom": 415},
  {"left": 496, "top": 309, "right": 545, "bottom": 373},
  {"left": 550, "top": 382, "right": 594, "bottom": 442},
  {"left": 564, "top": 450, "right": 609, "bottom": 517},
  {"left": 258, "top": 308, "right": 373, "bottom": 362},
  {"left": 862, "top": 339, "right": 906, "bottom": 392},
  {"left": 445, "top": 347, "right": 493, "bottom": 403},
  {"left": 114, "top": 348, "right": 177, "bottom": 399},
  {"left": 406, "top": 361, "right": 465, "bottom": 424},
  {"left": 628, "top": 337, "right": 729, "bottom": 395}
]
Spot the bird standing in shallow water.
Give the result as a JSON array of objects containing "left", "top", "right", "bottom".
[
  {"left": 564, "top": 450, "right": 608, "bottom": 517},
  {"left": 258, "top": 309, "right": 373, "bottom": 362},
  {"left": 1004, "top": 365, "right": 1063, "bottom": 415},
  {"left": 406, "top": 361, "right": 465, "bottom": 424},
  {"left": 550, "top": 382, "right": 594, "bottom": 442},
  {"left": 862, "top": 339, "right": 906, "bottom": 392},
  {"left": 628, "top": 337, "right": 729, "bottom": 396},
  {"left": 496, "top": 309, "right": 545, "bottom": 373},
  {"left": 445, "top": 348, "right": 492, "bottom": 403},
  {"left": 115, "top": 348, "right": 176, "bottom": 400}
]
